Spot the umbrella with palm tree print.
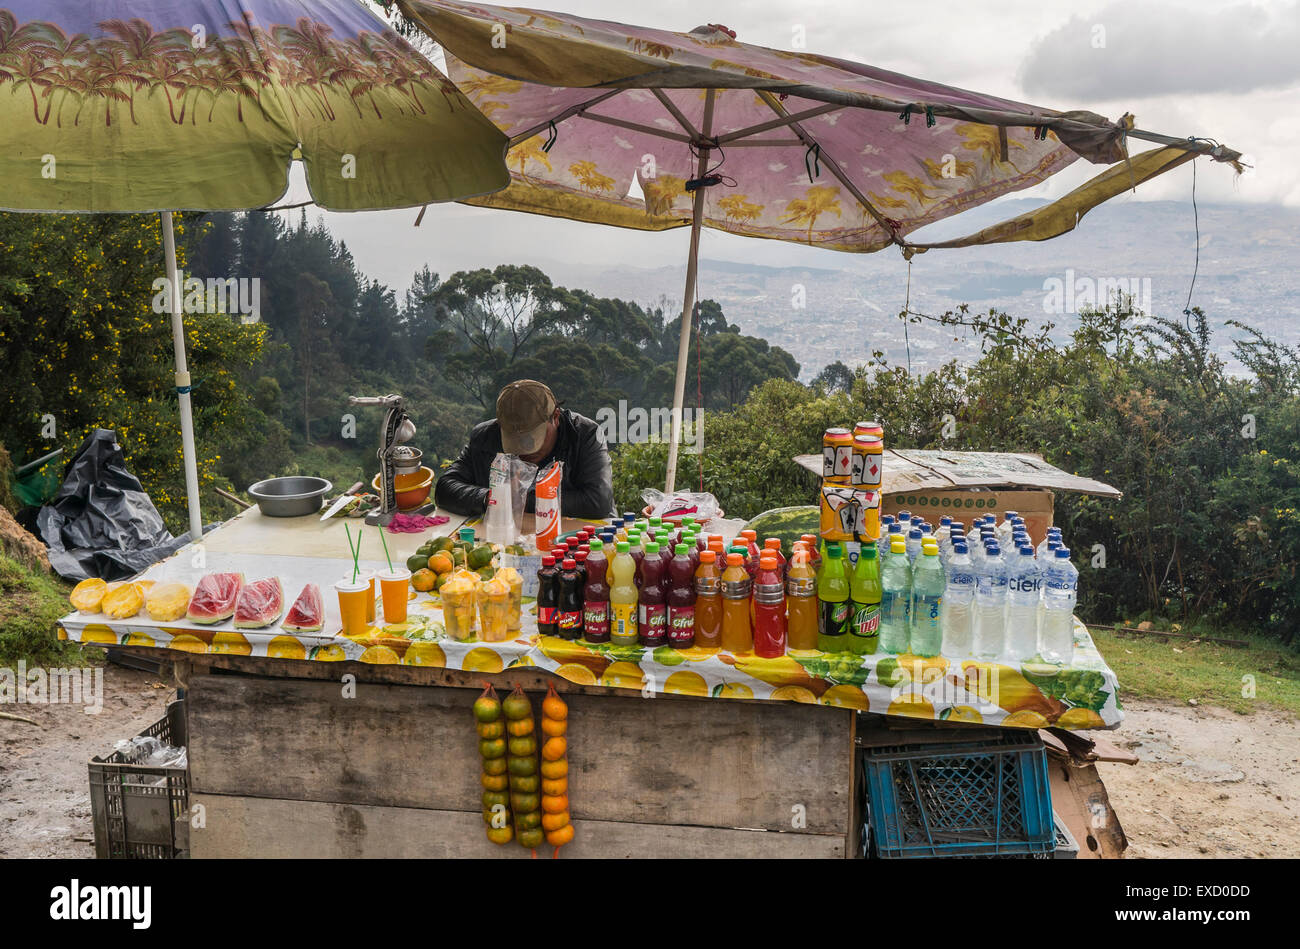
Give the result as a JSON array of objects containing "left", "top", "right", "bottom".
[
  {"left": 0, "top": 0, "right": 509, "bottom": 540},
  {"left": 395, "top": 0, "right": 1241, "bottom": 493}
]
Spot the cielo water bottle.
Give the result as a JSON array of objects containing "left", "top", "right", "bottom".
[
  {"left": 941, "top": 541, "right": 975, "bottom": 656},
  {"left": 973, "top": 542, "right": 1008, "bottom": 659},
  {"left": 1005, "top": 545, "right": 1040, "bottom": 660},
  {"left": 1040, "top": 547, "right": 1078, "bottom": 663}
]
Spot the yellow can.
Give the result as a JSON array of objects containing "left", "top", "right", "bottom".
[
  {"left": 822, "top": 427, "right": 854, "bottom": 483},
  {"left": 852, "top": 434, "right": 883, "bottom": 487}
]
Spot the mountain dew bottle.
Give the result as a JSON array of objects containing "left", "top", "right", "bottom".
[
  {"left": 848, "top": 545, "right": 881, "bottom": 654},
  {"left": 816, "top": 543, "right": 851, "bottom": 653}
]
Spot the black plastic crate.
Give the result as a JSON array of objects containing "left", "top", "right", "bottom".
[
  {"left": 88, "top": 700, "right": 188, "bottom": 859},
  {"left": 862, "top": 731, "right": 1055, "bottom": 858}
]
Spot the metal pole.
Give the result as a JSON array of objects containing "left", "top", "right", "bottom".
[
  {"left": 161, "top": 211, "right": 205, "bottom": 542},
  {"left": 664, "top": 90, "right": 715, "bottom": 495}
]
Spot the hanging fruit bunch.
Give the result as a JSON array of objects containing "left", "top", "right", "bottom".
[
  {"left": 504, "top": 684, "right": 544, "bottom": 851},
  {"left": 474, "top": 683, "right": 513, "bottom": 845},
  {"left": 540, "top": 682, "right": 575, "bottom": 851}
]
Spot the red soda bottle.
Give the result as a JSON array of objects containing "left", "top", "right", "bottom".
[
  {"left": 764, "top": 538, "right": 786, "bottom": 577},
  {"left": 666, "top": 543, "right": 697, "bottom": 649},
  {"left": 574, "top": 548, "right": 589, "bottom": 588},
  {"left": 637, "top": 542, "right": 668, "bottom": 647},
  {"left": 557, "top": 558, "right": 583, "bottom": 640},
  {"left": 753, "top": 553, "right": 787, "bottom": 658},
  {"left": 582, "top": 539, "right": 611, "bottom": 644},
  {"left": 537, "top": 554, "right": 560, "bottom": 637}
]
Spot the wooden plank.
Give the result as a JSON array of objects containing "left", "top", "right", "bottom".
[
  {"left": 187, "top": 672, "right": 852, "bottom": 835},
  {"left": 188, "top": 793, "right": 845, "bottom": 859}
]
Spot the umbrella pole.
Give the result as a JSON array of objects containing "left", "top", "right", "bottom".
[
  {"left": 665, "top": 91, "right": 715, "bottom": 495},
  {"left": 161, "top": 211, "right": 205, "bottom": 542}
]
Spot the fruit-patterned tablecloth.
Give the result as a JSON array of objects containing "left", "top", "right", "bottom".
[{"left": 58, "top": 550, "right": 1122, "bottom": 730}]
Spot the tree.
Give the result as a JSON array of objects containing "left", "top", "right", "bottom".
[{"left": 813, "top": 360, "right": 855, "bottom": 393}]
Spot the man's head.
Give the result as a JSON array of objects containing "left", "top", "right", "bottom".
[{"left": 497, "top": 380, "right": 559, "bottom": 462}]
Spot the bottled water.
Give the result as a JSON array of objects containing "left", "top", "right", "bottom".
[
  {"left": 934, "top": 516, "right": 952, "bottom": 553},
  {"left": 879, "top": 536, "right": 913, "bottom": 654},
  {"left": 1037, "top": 527, "right": 1062, "bottom": 560},
  {"left": 1005, "top": 546, "right": 1041, "bottom": 660},
  {"left": 969, "top": 535, "right": 987, "bottom": 571},
  {"left": 906, "top": 527, "right": 924, "bottom": 563},
  {"left": 996, "top": 511, "right": 1019, "bottom": 546},
  {"left": 911, "top": 541, "right": 945, "bottom": 657},
  {"left": 880, "top": 521, "right": 903, "bottom": 559},
  {"left": 973, "top": 543, "right": 1008, "bottom": 658},
  {"left": 941, "top": 542, "right": 975, "bottom": 656},
  {"left": 896, "top": 511, "right": 912, "bottom": 534},
  {"left": 1040, "top": 547, "right": 1079, "bottom": 663}
]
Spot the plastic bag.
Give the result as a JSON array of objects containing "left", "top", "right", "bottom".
[
  {"left": 641, "top": 489, "right": 721, "bottom": 523},
  {"left": 36, "top": 429, "right": 197, "bottom": 582},
  {"left": 534, "top": 460, "right": 563, "bottom": 550},
  {"left": 484, "top": 453, "right": 538, "bottom": 545}
]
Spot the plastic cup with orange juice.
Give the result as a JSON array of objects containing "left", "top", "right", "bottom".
[
  {"left": 335, "top": 577, "right": 371, "bottom": 635},
  {"left": 355, "top": 568, "right": 376, "bottom": 624},
  {"left": 378, "top": 568, "right": 411, "bottom": 624}
]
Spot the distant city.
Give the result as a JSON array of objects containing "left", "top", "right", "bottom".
[{"left": 552, "top": 200, "right": 1299, "bottom": 380}]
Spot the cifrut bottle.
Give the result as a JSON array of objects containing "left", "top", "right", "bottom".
[
  {"left": 609, "top": 541, "right": 639, "bottom": 646},
  {"left": 753, "top": 553, "right": 787, "bottom": 658},
  {"left": 637, "top": 542, "right": 668, "bottom": 647},
  {"left": 816, "top": 543, "right": 851, "bottom": 653},
  {"left": 720, "top": 552, "right": 753, "bottom": 654},
  {"left": 848, "top": 544, "right": 882, "bottom": 655},
  {"left": 582, "top": 539, "right": 611, "bottom": 644},
  {"left": 785, "top": 544, "right": 819, "bottom": 651},
  {"left": 694, "top": 550, "right": 723, "bottom": 649},
  {"left": 666, "top": 543, "right": 697, "bottom": 649}
]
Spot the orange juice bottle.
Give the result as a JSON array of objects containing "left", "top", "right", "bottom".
[
  {"left": 785, "top": 546, "right": 819, "bottom": 650},
  {"left": 720, "top": 553, "right": 752, "bottom": 654},
  {"left": 694, "top": 550, "right": 722, "bottom": 649}
]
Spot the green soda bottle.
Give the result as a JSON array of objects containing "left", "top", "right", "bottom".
[
  {"left": 848, "top": 545, "right": 882, "bottom": 654},
  {"left": 817, "top": 543, "right": 851, "bottom": 653}
]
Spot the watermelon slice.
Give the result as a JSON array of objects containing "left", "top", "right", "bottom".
[
  {"left": 282, "top": 583, "right": 325, "bottom": 633},
  {"left": 186, "top": 573, "right": 244, "bottom": 625},
  {"left": 233, "top": 577, "right": 285, "bottom": 629}
]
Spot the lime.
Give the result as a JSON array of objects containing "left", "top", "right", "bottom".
[
  {"left": 510, "top": 792, "right": 540, "bottom": 813},
  {"left": 508, "top": 756, "right": 537, "bottom": 777},
  {"left": 512, "top": 774, "right": 539, "bottom": 793},
  {"left": 473, "top": 695, "right": 501, "bottom": 723},
  {"left": 477, "top": 720, "right": 505, "bottom": 739},
  {"left": 518, "top": 827, "right": 545, "bottom": 849},
  {"left": 508, "top": 735, "right": 537, "bottom": 757},
  {"left": 406, "top": 554, "right": 429, "bottom": 572},
  {"left": 479, "top": 738, "right": 507, "bottom": 759},
  {"left": 468, "top": 544, "right": 495, "bottom": 570}
]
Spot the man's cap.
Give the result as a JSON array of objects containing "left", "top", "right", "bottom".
[{"left": 497, "top": 380, "right": 557, "bottom": 455}]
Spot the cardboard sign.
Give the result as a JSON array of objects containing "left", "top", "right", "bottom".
[{"left": 820, "top": 485, "right": 880, "bottom": 542}]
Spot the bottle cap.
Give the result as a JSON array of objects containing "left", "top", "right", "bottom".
[
  {"left": 888, "top": 523, "right": 902, "bottom": 533},
  {"left": 953, "top": 542, "right": 968, "bottom": 554},
  {"left": 726, "top": 553, "right": 744, "bottom": 566},
  {"left": 729, "top": 545, "right": 748, "bottom": 556},
  {"left": 826, "top": 543, "right": 843, "bottom": 558},
  {"left": 940, "top": 516, "right": 952, "bottom": 526},
  {"left": 799, "top": 533, "right": 817, "bottom": 544},
  {"left": 898, "top": 510, "right": 911, "bottom": 519},
  {"left": 589, "top": 538, "right": 603, "bottom": 551},
  {"left": 890, "top": 536, "right": 906, "bottom": 553},
  {"left": 1056, "top": 547, "right": 1071, "bottom": 558},
  {"left": 700, "top": 550, "right": 717, "bottom": 563},
  {"left": 759, "top": 554, "right": 779, "bottom": 569},
  {"left": 562, "top": 558, "right": 576, "bottom": 569},
  {"left": 764, "top": 538, "right": 782, "bottom": 550},
  {"left": 542, "top": 555, "right": 556, "bottom": 566},
  {"left": 1019, "top": 545, "right": 1034, "bottom": 556},
  {"left": 923, "top": 544, "right": 939, "bottom": 556},
  {"left": 675, "top": 544, "right": 689, "bottom": 556},
  {"left": 881, "top": 514, "right": 894, "bottom": 524},
  {"left": 575, "top": 551, "right": 588, "bottom": 563},
  {"left": 860, "top": 544, "right": 877, "bottom": 559},
  {"left": 909, "top": 528, "right": 922, "bottom": 539},
  {"left": 578, "top": 544, "right": 590, "bottom": 554},
  {"left": 921, "top": 524, "right": 933, "bottom": 534},
  {"left": 740, "top": 529, "right": 757, "bottom": 542},
  {"left": 616, "top": 541, "right": 629, "bottom": 553},
  {"left": 645, "top": 542, "right": 660, "bottom": 555}
]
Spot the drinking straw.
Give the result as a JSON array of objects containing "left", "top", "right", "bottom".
[
  {"left": 379, "top": 526, "right": 394, "bottom": 573},
  {"left": 344, "top": 523, "right": 360, "bottom": 584}
]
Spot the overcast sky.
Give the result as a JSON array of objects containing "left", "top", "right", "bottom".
[{"left": 285, "top": 0, "right": 1298, "bottom": 295}]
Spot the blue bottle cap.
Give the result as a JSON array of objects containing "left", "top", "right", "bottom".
[
  {"left": 909, "top": 528, "right": 922, "bottom": 539},
  {"left": 940, "top": 516, "right": 952, "bottom": 525},
  {"left": 1055, "top": 547, "right": 1071, "bottom": 558},
  {"left": 953, "top": 542, "right": 968, "bottom": 554}
]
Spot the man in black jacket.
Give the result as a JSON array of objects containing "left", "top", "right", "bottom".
[{"left": 434, "top": 380, "right": 615, "bottom": 519}]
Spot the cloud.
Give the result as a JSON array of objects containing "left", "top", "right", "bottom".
[{"left": 1019, "top": 1, "right": 1300, "bottom": 100}]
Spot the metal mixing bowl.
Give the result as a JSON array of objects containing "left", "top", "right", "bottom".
[{"left": 246, "top": 476, "right": 333, "bottom": 517}]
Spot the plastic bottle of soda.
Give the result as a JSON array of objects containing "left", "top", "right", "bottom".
[
  {"left": 573, "top": 548, "right": 588, "bottom": 590},
  {"left": 610, "top": 541, "right": 638, "bottom": 646},
  {"left": 720, "top": 553, "right": 753, "bottom": 654},
  {"left": 753, "top": 553, "right": 787, "bottom": 658},
  {"left": 817, "top": 543, "right": 851, "bottom": 653},
  {"left": 740, "top": 529, "right": 762, "bottom": 565},
  {"left": 557, "top": 558, "right": 583, "bottom": 640},
  {"left": 666, "top": 543, "right": 697, "bottom": 649},
  {"left": 627, "top": 531, "right": 645, "bottom": 587},
  {"left": 800, "top": 534, "right": 822, "bottom": 575},
  {"left": 911, "top": 540, "right": 946, "bottom": 657},
  {"left": 536, "top": 555, "right": 560, "bottom": 637},
  {"left": 694, "top": 550, "right": 722, "bottom": 649},
  {"left": 763, "top": 538, "right": 786, "bottom": 577},
  {"left": 785, "top": 546, "right": 819, "bottom": 651},
  {"left": 638, "top": 542, "right": 668, "bottom": 647},
  {"left": 848, "top": 544, "right": 882, "bottom": 655},
  {"left": 582, "top": 539, "right": 611, "bottom": 644}
]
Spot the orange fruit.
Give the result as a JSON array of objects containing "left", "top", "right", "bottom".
[
  {"left": 410, "top": 568, "right": 437, "bottom": 593},
  {"left": 481, "top": 773, "right": 509, "bottom": 791},
  {"left": 545, "top": 824, "right": 575, "bottom": 847},
  {"left": 541, "top": 737, "right": 567, "bottom": 761},
  {"left": 540, "top": 777, "right": 567, "bottom": 796},
  {"left": 539, "top": 758, "right": 568, "bottom": 779},
  {"left": 541, "top": 717, "right": 566, "bottom": 738},
  {"left": 507, "top": 717, "right": 535, "bottom": 737},
  {"left": 542, "top": 689, "right": 568, "bottom": 721},
  {"left": 542, "top": 811, "right": 570, "bottom": 832},
  {"left": 485, "top": 825, "right": 513, "bottom": 845},
  {"left": 428, "top": 552, "right": 454, "bottom": 575},
  {"left": 542, "top": 794, "right": 569, "bottom": 814}
]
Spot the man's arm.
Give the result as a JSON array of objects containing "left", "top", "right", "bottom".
[
  {"left": 563, "top": 425, "right": 615, "bottom": 519},
  {"left": 433, "top": 438, "right": 489, "bottom": 516}
]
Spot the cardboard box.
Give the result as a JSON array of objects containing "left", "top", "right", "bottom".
[{"left": 881, "top": 489, "right": 1054, "bottom": 548}]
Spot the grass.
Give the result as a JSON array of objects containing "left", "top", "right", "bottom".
[
  {"left": 1093, "top": 625, "right": 1300, "bottom": 720},
  {"left": 0, "top": 552, "right": 90, "bottom": 667}
]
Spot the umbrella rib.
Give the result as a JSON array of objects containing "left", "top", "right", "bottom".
[
  {"left": 577, "top": 112, "right": 693, "bottom": 144},
  {"left": 506, "top": 87, "right": 627, "bottom": 146},
  {"left": 714, "top": 102, "right": 842, "bottom": 144},
  {"left": 651, "top": 88, "right": 702, "bottom": 141},
  {"left": 756, "top": 90, "right": 903, "bottom": 247}
]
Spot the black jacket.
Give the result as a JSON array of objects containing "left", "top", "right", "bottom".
[{"left": 434, "top": 408, "right": 615, "bottom": 519}]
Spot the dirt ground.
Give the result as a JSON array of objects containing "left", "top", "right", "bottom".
[
  {"left": 1100, "top": 699, "right": 1300, "bottom": 858},
  {"left": 0, "top": 665, "right": 172, "bottom": 858},
  {"left": 1, "top": 666, "right": 1297, "bottom": 858}
]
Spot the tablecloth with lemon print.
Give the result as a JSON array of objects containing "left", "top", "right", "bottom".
[{"left": 59, "top": 575, "right": 1122, "bottom": 730}]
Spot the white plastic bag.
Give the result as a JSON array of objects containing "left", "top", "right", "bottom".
[
  {"left": 485, "top": 453, "right": 538, "bottom": 544},
  {"left": 641, "top": 489, "right": 720, "bottom": 522}
]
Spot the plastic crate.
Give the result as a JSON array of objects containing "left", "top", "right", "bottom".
[
  {"left": 862, "top": 731, "right": 1054, "bottom": 858},
  {"left": 88, "top": 701, "right": 189, "bottom": 859}
]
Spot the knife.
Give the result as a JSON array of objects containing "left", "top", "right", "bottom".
[{"left": 320, "top": 481, "right": 365, "bottom": 521}]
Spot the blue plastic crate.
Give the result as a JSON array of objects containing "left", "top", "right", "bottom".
[{"left": 863, "top": 732, "right": 1055, "bottom": 858}]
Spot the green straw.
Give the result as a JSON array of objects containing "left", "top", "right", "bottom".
[
  {"left": 344, "top": 523, "right": 361, "bottom": 584},
  {"left": 379, "top": 526, "right": 394, "bottom": 573}
]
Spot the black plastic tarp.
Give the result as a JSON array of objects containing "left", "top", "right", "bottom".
[{"left": 37, "top": 429, "right": 195, "bottom": 582}]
